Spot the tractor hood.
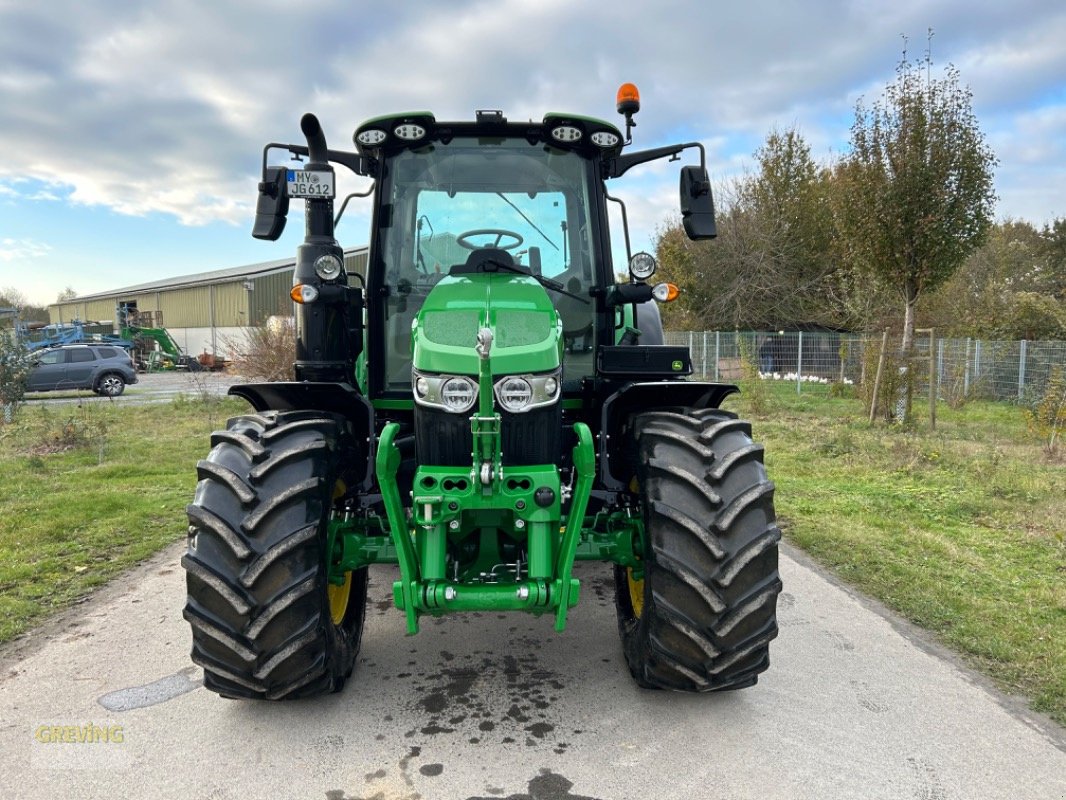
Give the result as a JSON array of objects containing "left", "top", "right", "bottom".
[{"left": 412, "top": 273, "right": 563, "bottom": 376}]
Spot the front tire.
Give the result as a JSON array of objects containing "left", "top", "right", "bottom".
[
  {"left": 614, "top": 408, "right": 781, "bottom": 691},
  {"left": 182, "top": 411, "right": 368, "bottom": 699},
  {"left": 96, "top": 373, "right": 126, "bottom": 396}
]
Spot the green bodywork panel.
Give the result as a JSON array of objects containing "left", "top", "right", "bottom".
[{"left": 412, "top": 274, "right": 562, "bottom": 376}]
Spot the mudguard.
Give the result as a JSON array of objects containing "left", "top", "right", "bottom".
[
  {"left": 228, "top": 381, "right": 375, "bottom": 487},
  {"left": 598, "top": 380, "right": 739, "bottom": 489}
]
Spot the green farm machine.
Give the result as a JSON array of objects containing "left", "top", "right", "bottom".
[{"left": 182, "top": 85, "right": 782, "bottom": 699}]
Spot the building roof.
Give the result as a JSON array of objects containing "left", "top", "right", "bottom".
[{"left": 54, "top": 247, "right": 368, "bottom": 304}]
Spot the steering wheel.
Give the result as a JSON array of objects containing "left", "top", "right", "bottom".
[{"left": 456, "top": 229, "right": 524, "bottom": 251}]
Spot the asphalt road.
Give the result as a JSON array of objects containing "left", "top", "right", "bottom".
[{"left": 1, "top": 543, "right": 1063, "bottom": 800}]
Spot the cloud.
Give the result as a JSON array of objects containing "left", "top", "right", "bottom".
[
  {"left": 1, "top": 0, "right": 1064, "bottom": 234},
  {"left": 0, "top": 237, "right": 53, "bottom": 262}
]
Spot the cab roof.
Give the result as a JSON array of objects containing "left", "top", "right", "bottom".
[{"left": 352, "top": 111, "right": 625, "bottom": 161}]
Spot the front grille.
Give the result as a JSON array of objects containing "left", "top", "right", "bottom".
[{"left": 415, "top": 404, "right": 561, "bottom": 467}]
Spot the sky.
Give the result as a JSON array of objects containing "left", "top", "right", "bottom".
[{"left": 1, "top": 0, "right": 1064, "bottom": 308}]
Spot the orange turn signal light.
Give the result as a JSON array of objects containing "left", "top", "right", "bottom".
[
  {"left": 652, "top": 282, "right": 680, "bottom": 302},
  {"left": 291, "top": 284, "right": 319, "bottom": 304}
]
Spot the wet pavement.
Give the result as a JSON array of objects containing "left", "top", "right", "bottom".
[{"left": 1, "top": 543, "right": 1063, "bottom": 799}]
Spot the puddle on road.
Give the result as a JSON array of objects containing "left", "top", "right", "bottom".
[{"left": 97, "top": 666, "right": 200, "bottom": 711}]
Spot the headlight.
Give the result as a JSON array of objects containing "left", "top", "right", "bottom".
[
  {"left": 413, "top": 371, "right": 479, "bottom": 413},
  {"left": 495, "top": 377, "right": 533, "bottom": 412},
  {"left": 314, "top": 253, "right": 343, "bottom": 281},
  {"left": 440, "top": 377, "right": 478, "bottom": 412},
  {"left": 493, "top": 372, "right": 561, "bottom": 414},
  {"left": 629, "top": 251, "right": 657, "bottom": 281}
]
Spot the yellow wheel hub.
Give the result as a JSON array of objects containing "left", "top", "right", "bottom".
[
  {"left": 327, "top": 478, "right": 351, "bottom": 626},
  {"left": 627, "top": 568, "right": 644, "bottom": 619},
  {"left": 328, "top": 571, "right": 352, "bottom": 625}
]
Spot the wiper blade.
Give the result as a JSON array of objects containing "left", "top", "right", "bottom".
[{"left": 483, "top": 260, "right": 589, "bottom": 304}]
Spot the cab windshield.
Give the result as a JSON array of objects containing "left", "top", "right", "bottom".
[{"left": 377, "top": 138, "right": 597, "bottom": 391}]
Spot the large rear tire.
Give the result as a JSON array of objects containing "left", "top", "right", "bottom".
[
  {"left": 182, "top": 411, "right": 368, "bottom": 700},
  {"left": 614, "top": 408, "right": 781, "bottom": 691}
]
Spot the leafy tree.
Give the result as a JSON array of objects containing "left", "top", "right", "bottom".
[
  {"left": 656, "top": 127, "right": 841, "bottom": 331},
  {"left": 922, "top": 218, "right": 1066, "bottom": 339},
  {"left": 836, "top": 44, "right": 997, "bottom": 352}
]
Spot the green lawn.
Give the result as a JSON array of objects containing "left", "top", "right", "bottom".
[
  {"left": 0, "top": 387, "right": 1063, "bottom": 724},
  {"left": 0, "top": 397, "right": 244, "bottom": 642},
  {"left": 732, "top": 382, "right": 1065, "bottom": 724}
]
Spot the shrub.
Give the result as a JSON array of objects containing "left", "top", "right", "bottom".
[
  {"left": 224, "top": 317, "right": 295, "bottom": 382},
  {"left": 0, "top": 334, "right": 30, "bottom": 424},
  {"left": 1024, "top": 367, "right": 1066, "bottom": 457}
]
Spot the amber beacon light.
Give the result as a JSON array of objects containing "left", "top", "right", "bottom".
[{"left": 616, "top": 83, "right": 640, "bottom": 115}]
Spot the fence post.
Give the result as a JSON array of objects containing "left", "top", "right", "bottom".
[
  {"left": 796, "top": 331, "right": 804, "bottom": 394},
  {"left": 937, "top": 338, "right": 944, "bottom": 397},
  {"left": 964, "top": 338, "right": 971, "bottom": 396},
  {"left": 869, "top": 329, "right": 889, "bottom": 423},
  {"left": 701, "top": 331, "right": 708, "bottom": 380},
  {"left": 928, "top": 331, "right": 936, "bottom": 431},
  {"left": 714, "top": 331, "right": 720, "bottom": 381},
  {"left": 1018, "top": 340, "right": 1027, "bottom": 401}
]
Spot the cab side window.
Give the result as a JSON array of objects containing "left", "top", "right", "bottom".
[{"left": 70, "top": 350, "right": 96, "bottom": 363}]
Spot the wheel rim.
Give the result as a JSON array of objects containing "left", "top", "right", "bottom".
[
  {"left": 327, "top": 478, "right": 350, "bottom": 626},
  {"left": 627, "top": 569, "right": 644, "bottom": 619},
  {"left": 328, "top": 571, "right": 352, "bottom": 625},
  {"left": 101, "top": 376, "right": 122, "bottom": 395}
]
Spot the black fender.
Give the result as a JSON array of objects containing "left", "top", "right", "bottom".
[
  {"left": 228, "top": 382, "right": 375, "bottom": 489},
  {"left": 598, "top": 380, "right": 739, "bottom": 490}
]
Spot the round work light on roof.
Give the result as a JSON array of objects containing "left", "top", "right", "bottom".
[
  {"left": 550, "top": 126, "right": 583, "bottom": 143},
  {"left": 590, "top": 130, "right": 620, "bottom": 148},
  {"left": 356, "top": 129, "right": 387, "bottom": 147},
  {"left": 393, "top": 123, "right": 426, "bottom": 141},
  {"left": 628, "top": 251, "right": 657, "bottom": 282}
]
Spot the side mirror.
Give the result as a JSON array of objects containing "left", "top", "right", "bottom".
[
  {"left": 680, "top": 166, "right": 716, "bottom": 240},
  {"left": 252, "top": 166, "right": 289, "bottom": 241}
]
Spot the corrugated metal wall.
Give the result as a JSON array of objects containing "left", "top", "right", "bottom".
[
  {"left": 47, "top": 248, "right": 368, "bottom": 329},
  {"left": 345, "top": 250, "right": 368, "bottom": 281},
  {"left": 251, "top": 272, "right": 294, "bottom": 323}
]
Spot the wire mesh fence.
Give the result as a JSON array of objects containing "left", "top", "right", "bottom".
[{"left": 664, "top": 330, "right": 1066, "bottom": 403}]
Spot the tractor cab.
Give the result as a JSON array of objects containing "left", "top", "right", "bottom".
[{"left": 363, "top": 113, "right": 602, "bottom": 396}]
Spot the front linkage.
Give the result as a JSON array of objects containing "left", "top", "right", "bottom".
[{"left": 329, "top": 325, "right": 607, "bottom": 634}]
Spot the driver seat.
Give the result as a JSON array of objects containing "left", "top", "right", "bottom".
[{"left": 449, "top": 248, "right": 529, "bottom": 276}]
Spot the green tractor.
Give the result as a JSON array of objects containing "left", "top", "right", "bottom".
[{"left": 182, "top": 85, "right": 782, "bottom": 699}]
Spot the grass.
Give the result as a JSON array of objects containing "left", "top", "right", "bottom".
[
  {"left": 0, "top": 396, "right": 244, "bottom": 642},
  {"left": 729, "top": 381, "right": 1066, "bottom": 725},
  {"left": 0, "top": 384, "right": 1063, "bottom": 725}
]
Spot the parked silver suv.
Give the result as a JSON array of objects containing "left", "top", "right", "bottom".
[{"left": 27, "top": 344, "right": 138, "bottom": 397}]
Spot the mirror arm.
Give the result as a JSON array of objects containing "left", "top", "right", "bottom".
[
  {"left": 607, "top": 141, "right": 705, "bottom": 179},
  {"left": 261, "top": 143, "right": 372, "bottom": 178}
]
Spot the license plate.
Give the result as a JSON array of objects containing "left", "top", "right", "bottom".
[{"left": 287, "top": 169, "right": 334, "bottom": 199}]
